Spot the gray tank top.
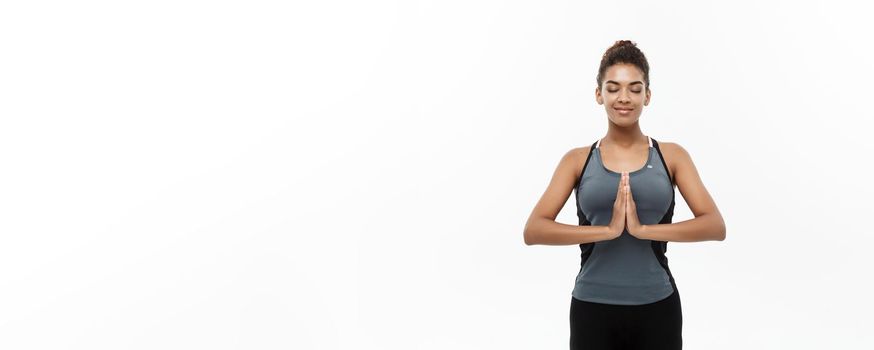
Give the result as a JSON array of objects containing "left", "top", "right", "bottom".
[{"left": 571, "top": 136, "right": 679, "bottom": 305}]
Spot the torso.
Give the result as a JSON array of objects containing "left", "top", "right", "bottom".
[
  {"left": 571, "top": 136, "right": 678, "bottom": 305},
  {"left": 574, "top": 141, "right": 677, "bottom": 187}
]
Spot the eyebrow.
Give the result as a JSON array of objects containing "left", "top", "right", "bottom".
[{"left": 605, "top": 80, "right": 644, "bottom": 86}]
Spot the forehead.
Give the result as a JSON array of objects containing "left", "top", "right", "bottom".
[{"left": 603, "top": 63, "right": 644, "bottom": 83}]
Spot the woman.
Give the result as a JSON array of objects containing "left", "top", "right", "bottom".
[{"left": 523, "top": 40, "right": 726, "bottom": 350}]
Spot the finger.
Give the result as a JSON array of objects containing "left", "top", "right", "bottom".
[
  {"left": 616, "top": 176, "right": 623, "bottom": 197},
  {"left": 621, "top": 173, "right": 627, "bottom": 202},
  {"left": 622, "top": 175, "right": 628, "bottom": 206},
  {"left": 625, "top": 185, "right": 629, "bottom": 211},
  {"left": 619, "top": 172, "right": 628, "bottom": 204},
  {"left": 622, "top": 176, "right": 628, "bottom": 217},
  {"left": 616, "top": 173, "right": 626, "bottom": 205}
]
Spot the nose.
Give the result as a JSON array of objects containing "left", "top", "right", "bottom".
[{"left": 618, "top": 90, "right": 631, "bottom": 103}]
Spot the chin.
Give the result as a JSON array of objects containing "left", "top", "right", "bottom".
[{"left": 610, "top": 116, "right": 640, "bottom": 124}]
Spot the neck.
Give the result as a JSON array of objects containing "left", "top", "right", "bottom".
[{"left": 602, "top": 125, "right": 647, "bottom": 149}]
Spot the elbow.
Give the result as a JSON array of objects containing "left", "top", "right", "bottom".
[
  {"left": 716, "top": 223, "right": 726, "bottom": 241},
  {"left": 523, "top": 221, "right": 539, "bottom": 246},
  {"left": 710, "top": 214, "right": 726, "bottom": 241},
  {"left": 523, "top": 229, "right": 536, "bottom": 246}
]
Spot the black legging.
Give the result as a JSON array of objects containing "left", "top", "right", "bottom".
[{"left": 569, "top": 290, "right": 683, "bottom": 350}]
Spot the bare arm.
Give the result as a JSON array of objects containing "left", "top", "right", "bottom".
[
  {"left": 525, "top": 218, "right": 613, "bottom": 246},
  {"left": 641, "top": 213, "right": 724, "bottom": 242},
  {"left": 524, "top": 148, "right": 614, "bottom": 245},
  {"left": 641, "top": 143, "right": 726, "bottom": 242}
]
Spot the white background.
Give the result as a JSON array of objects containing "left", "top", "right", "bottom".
[{"left": 1, "top": 0, "right": 872, "bottom": 349}]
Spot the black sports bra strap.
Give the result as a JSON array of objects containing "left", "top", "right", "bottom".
[
  {"left": 650, "top": 138, "right": 675, "bottom": 186},
  {"left": 573, "top": 140, "right": 599, "bottom": 193}
]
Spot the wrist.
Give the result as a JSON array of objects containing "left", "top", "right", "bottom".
[
  {"left": 602, "top": 225, "right": 615, "bottom": 239},
  {"left": 639, "top": 224, "right": 650, "bottom": 239}
]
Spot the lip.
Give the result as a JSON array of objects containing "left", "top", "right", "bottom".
[{"left": 614, "top": 107, "right": 634, "bottom": 115}]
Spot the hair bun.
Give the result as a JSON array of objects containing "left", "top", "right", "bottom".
[{"left": 596, "top": 40, "right": 650, "bottom": 89}]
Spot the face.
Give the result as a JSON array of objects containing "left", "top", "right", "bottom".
[{"left": 595, "top": 63, "right": 651, "bottom": 125}]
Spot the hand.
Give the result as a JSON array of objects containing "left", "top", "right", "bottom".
[
  {"left": 606, "top": 171, "right": 629, "bottom": 240},
  {"left": 625, "top": 173, "right": 646, "bottom": 238}
]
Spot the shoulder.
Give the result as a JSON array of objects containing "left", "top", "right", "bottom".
[
  {"left": 564, "top": 145, "right": 594, "bottom": 166},
  {"left": 557, "top": 146, "right": 593, "bottom": 176},
  {"left": 568, "top": 145, "right": 593, "bottom": 158},
  {"left": 657, "top": 141, "right": 691, "bottom": 159},
  {"left": 655, "top": 140, "right": 694, "bottom": 175}
]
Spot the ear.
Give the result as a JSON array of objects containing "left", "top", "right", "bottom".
[
  {"left": 644, "top": 88, "right": 651, "bottom": 106},
  {"left": 595, "top": 87, "right": 603, "bottom": 105}
]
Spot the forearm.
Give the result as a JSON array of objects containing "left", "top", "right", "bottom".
[
  {"left": 641, "top": 213, "right": 726, "bottom": 242},
  {"left": 524, "top": 217, "right": 611, "bottom": 246}
]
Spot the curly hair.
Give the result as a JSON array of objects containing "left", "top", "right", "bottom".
[{"left": 596, "top": 40, "right": 650, "bottom": 90}]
